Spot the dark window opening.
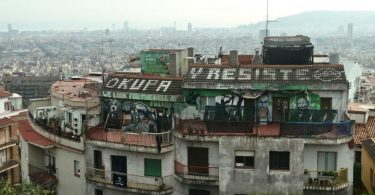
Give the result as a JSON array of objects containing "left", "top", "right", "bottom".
[
  {"left": 320, "top": 97, "right": 332, "bottom": 110},
  {"left": 189, "top": 189, "right": 210, "bottom": 195},
  {"left": 269, "top": 151, "right": 290, "bottom": 170},
  {"left": 95, "top": 189, "right": 103, "bottom": 195},
  {"left": 235, "top": 151, "right": 254, "bottom": 169}
]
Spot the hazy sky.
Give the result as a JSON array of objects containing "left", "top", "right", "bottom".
[{"left": 1, "top": 0, "right": 375, "bottom": 30}]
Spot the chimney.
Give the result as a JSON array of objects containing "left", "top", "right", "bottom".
[
  {"left": 329, "top": 53, "right": 340, "bottom": 64},
  {"left": 59, "top": 67, "right": 63, "bottom": 81},
  {"left": 187, "top": 47, "right": 195, "bottom": 66},
  {"left": 252, "top": 48, "right": 262, "bottom": 64},
  {"left": 230, "top": 50, "right": 238, "bottom": 66}
]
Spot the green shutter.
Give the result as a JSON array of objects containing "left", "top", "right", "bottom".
[{"left": 144, "top": 159, "right": 161, "bottom": 177}]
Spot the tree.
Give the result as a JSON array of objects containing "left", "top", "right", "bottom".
[{"left": 0, "top": 182, "right": 51, "bottom": 195}]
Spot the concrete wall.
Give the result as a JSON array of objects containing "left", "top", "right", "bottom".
[
  {"left": 362, "top": 146, "right": 375, "bottom": 193},
  {"left": 86, "top": 143, "right": 174, "bottom": 194},
  {"left": 348, "top": 112, "right": 368, "bottom": 124},
  {"left": 19, "top": 137, "right": 29, "bottom": 181},
  {"left": 304, "top": 143, "right": 354, "bottom": 183},
  {"left": 173, "top": 181, "right": 219, "bottom": 195},
  {"left": 55, "top": 148, "right": 86, "bottom": 195},
  {"left": 10, "top": 96, "right": 22, "bottom": 111},
  {"left": 313, "top": 90, "right": 348, "bottom": 121},
  {"left": 0, "top": 98, "right": 7, "bottom": 114},
  {"left": 174, "top": 137, "right": 219, "bottom": 167},
  {"left": 219, "top": 137, "right": 304, "bottom": 194}
]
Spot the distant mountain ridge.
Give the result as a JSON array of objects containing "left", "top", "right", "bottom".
[{"left": 243, "top": 11, "right": 375, "bottom": 36}]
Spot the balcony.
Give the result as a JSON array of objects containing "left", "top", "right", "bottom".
[
  {"left": 28, "top": 164, "right": 58, "bottom": 190},
  {"left": 0, "top": 159, "right": 18, "bottom": 173},
  {"left": 204, "top": 106, "right": 254, "bottom": 134},
  {"left": 174, "top": 161, "right": 219, "bottom": 185},
  {"left": 85, "top": 127, "right": 173, "bottom": 153},
  {"left": 304, "top": 168, "right": 350, "bottom": 191},
  {"left": 0, "top": 137, "right": 17, "bottom": 150},
  {"left": 280, "top": 121, "right": 352, "bottom": 139},
  {"left": 86, "top": 167, "right": 173, "bottom": 194},
  {"left": 33, "top": 116, "right": 80, "bottom": 142}
]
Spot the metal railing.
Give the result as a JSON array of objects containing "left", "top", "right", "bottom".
[
  {"left": 174, "top": 161, "right": 219, "bottom": 179},
  {"left": 33, "top": 117, "right": 80, "bottom": 142},
  {"left": 304, "top": 168, "right": 348, "bottom": 188},
  {"left": 280, "top": 121, "right": 352, "bottom": 138},
  {"left": 28, "top": 164, "right": 58, "bottom": 188},
  {"left": 0, "top": 136, "right": 18, "bottom": 148},
  {"left": 86, "top": 129, "right": 173, "bottom": 147},
  {"left": 86, "top": 166, "right": 172, "bottom": 191}
]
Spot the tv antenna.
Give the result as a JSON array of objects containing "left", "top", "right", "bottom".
[{"left": 265, "top": 0, "right": 278, "bottom": 37}]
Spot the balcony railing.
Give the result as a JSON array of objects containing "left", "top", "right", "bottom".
[
  {"left": 0, "top": 137, "right": 18, "bottom": 150},
  {"left": 33, "top": 116, "right": 80, "bottom": 142},
  {"left": 174, "top": 161, "right": 219, "bottom": 181},
  {"left": 304, "top": 168, "right": 349, "bottom": 191},
  {"left": 86, "top": 128, "right": 173, "bottom": 148},
  {"left": 0, "top": 159, "right": 18, "bottom": 173},
  {"left": 86, "top": 166, "right": 173, "bottom": 192},
  {"left": 280, "top": 121, "right": 352, "bottom": 138},
  {"left": 203, "top": 106, "right": 254, "bottom": 133},
  {"left": 28, "top": 164, "right": 58, "bottom": 189}
]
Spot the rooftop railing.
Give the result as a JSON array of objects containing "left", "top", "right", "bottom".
[
  {"left": 280, "top": 121, "right": 352, "bottom": 138},
  {"left": 203, "top": 106, "right": 254, "bottom": 133},
  {"left": 85, "top": 128, "right": 173, "bottom": 147}
]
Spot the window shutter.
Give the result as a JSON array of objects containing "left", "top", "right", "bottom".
[{"left": 144, "top": 159, "right": 161, "bottom": 177}]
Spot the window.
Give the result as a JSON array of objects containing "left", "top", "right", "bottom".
[
  {"left": 320, "top": 97, "right": 332, "bottom": 110},
  {"left": 317, "top": 151, "right": 336, "bottom": 171},
  {"left": 144, "top": 159, "right": 161, "bottom": 177},
  {"left": 235, "top": 151, "right": 254, "bottom": 169},
  {"left": 47, "top": 154, "right": 56, "bottom": 174},
  {"left": 74, "top": 160, "right": 80, "bottom": 177},
  {"left": 269, "top": 151, "right": 290, "bottom": 170},
  {"left": 95, "top": 189, "right": 103, "bottom": 195}
]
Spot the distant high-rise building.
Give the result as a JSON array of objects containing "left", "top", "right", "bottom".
[
  {"left": 337, "top": 25, "right": 345, "bottom": 34},
  {"left": 259, "top": 29, "right": 270, "bottom": 41},
  {"left": 7, "top": 24, "right": 12, "bottom": 33},
  {"left": 123, "top": 20, "right": 129, "bottom": 32},
  {"left": 188, "top": 22, "right": 192, "bottom": 32},
  {"left": 347, "top": 23, "right": 353, "bottom": 40}
]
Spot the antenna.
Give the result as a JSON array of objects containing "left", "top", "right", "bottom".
[
  {"left": 266, "top": 0, "right": 269, "bottom": 37},
  {"left": 265, "top": 0, "right": 278, "bottom": 38}
]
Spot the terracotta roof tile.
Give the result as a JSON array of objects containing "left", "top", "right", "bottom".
[
  {"left": 17, "top": 119, "right": 54, "bottom": 147},
  {"left": 0, "top": 91, "right": 11, "bottom": 98},
  {"left": 355, "top": 116, "right": 375, "bottom": 145}
]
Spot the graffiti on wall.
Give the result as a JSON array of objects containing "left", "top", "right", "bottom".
[
  {"left": 103, "top": 98, "right": 173, "bottom": 132},
  {"left": 290, "top": 92, "right": 320, "bottom": 110}
]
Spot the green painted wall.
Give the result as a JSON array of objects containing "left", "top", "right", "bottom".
[{"left": 140, "top": 50, "right": 170, "bottom": 74}]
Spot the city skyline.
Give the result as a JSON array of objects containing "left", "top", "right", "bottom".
[{"left": 1, "top": 0, "right": 375, "bottom": 31}]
